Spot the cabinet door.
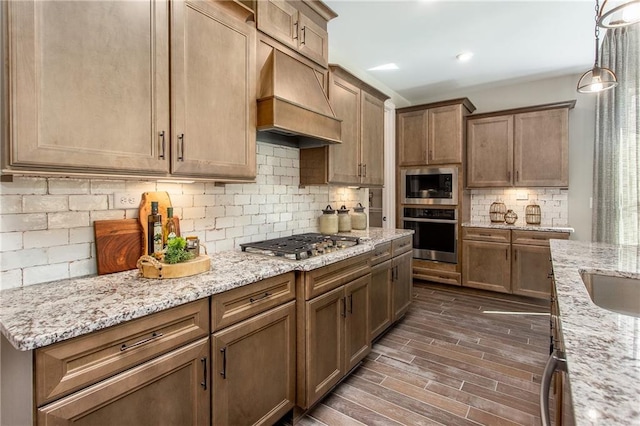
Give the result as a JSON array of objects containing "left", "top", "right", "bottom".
[
  {"left": 305, "top": 286, "right": 345, "bottom": 408},
  {"left": 213, "top": 302, "right": 296, "bottom": 426},
  {"left": 512, "top": 244, "right": 552, "bottom": 299},
  {"left": 37, "top": 338, "right": 210, "bottom": 425},
  {"left": 255, "top": 0, "right": 298, "bottom": 51},
  {"left": 361, "top": 92, "right": 385, "bottom": 186},
  {"left": 345, "top": 275, "right": 371, "bottom": 372},
  {"left": 467, "top": 115, "right": 513, "bottom": 187},
  {"left": 328, "top": 74, "right": 361, "bottom": 185},
  {"left": 370, "top": 260, "right": 393, "bottom": 340},
  {"left": 7, "top": 0, "right": 170, "bottom": 174},
  {"left": 428, "top": 104, "right": 463, "bottom": 164},
  {"left": 171, "top": 0, "right": 256, "bottom": 179},
  {"left": 462, "top": 240, "right": 511, "bottom": 293},
  {"left": 397, "top": 110, "right": 428, "bottom": 166},
  {"left": 297, "top": 12, "right": 329, "bottom": 67},
  {"left": 514, "top": 108, "right": 569, "bottom": 187},
  {"left": 392, "top": 251, "right": 413, "bottom": 320}
]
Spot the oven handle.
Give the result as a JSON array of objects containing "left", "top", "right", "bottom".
[
  {"left": 402, "top": 217, "right": 458, "bottom": 224},
  {"left": 540, "top": 350, "right": 567, "bottom": 426}
]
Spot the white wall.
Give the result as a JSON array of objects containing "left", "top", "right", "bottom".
[
  {"left": 0, "top": 142, "right": 367, "bottom": 289},
  {"left": 416, "top": 73, "right": 597, "bottom": 241}
]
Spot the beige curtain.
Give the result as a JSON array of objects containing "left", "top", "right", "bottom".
[{"left": 592, "top": 24, "right": 640, "bottom": 245}]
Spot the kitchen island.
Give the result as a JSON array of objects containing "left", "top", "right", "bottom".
[{"left": 550, "top": 239, "right": 640, "bottom": 425}]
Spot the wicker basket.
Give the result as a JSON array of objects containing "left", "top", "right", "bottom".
[
  {"left": 489, "top": 201, "right": 507, "bottom": 223},
  {"left": 526, "top": 204, "right": 542, "bottom": 225},
  {"left": 137, "top": 254, "right": 210, "bottom": 279}
]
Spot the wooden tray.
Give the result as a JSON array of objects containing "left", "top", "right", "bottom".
[{"left": 137, "top": 255, "right": 211, "bottom": 279}]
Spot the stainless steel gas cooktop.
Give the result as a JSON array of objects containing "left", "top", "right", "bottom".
[{"left": 240, "top": 233, "right": 360, "bottom": 260}]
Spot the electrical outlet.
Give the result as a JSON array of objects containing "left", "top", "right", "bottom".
[
  {"left": 114, "top": 193, "right": 140, "bottom": 209},
  {"left": 516, "top": 190, "right": 529, "bottom": 200}
]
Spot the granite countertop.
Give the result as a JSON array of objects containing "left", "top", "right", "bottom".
[
  {"left": 462, "top": 221, "right": 574, "bottom": 233},
  {"left": 0, "top": 228, "right": 412, "bottom": 352},
  {"left": 550, "top": 239, "right": 640, "bottom": 426}
]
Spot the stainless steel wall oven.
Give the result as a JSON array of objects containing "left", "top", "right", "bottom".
[
  {"left": 402, "top": 207, "right": 457, "bottom": 263},
  {"left": 401, "top": 167, "right": 458, "bottom": 205}
]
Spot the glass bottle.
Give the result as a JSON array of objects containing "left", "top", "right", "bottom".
[
  {"left": 147, "top": 201, "right": 163, "bottom": 256},
  {"left": 319, "top": 205, "right": 338, "bottom": 234},
  {"left": 351, "top": 203, "right": 367, "bottom": 230},
  {"left": 337, "top": 205, "right": 351, "bottom": 232},
  {"left": 164, "top": 207, "right": 178, "bottom": 246}
]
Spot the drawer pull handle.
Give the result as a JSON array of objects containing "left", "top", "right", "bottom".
[
  {"left": 120, "top": 332, "right": 163, "bottom": 352},
  {"left": 348, "top": 294, "right": 353, "bottom": 314},
  {"left": 158, "top": 131, "right": 166, "bottom": 159},
  {"left": 342, "top": 297, "right": 347, "bottom": 317},
  {"left": 220, "top": 347, "right": 227, "bottom": 379},
  {"left": 200, "top": 357, "right": 207, "bottom": 390},
  {"left": 479, "top": 233, "right": 491, "bottom": 237},
  {"left": 249, "top": 292, "right": 271, "bottom": 303}
]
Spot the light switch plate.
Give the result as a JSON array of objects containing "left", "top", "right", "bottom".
[{"left": 114, "top": 193, "right": 140, "bottom": 209}]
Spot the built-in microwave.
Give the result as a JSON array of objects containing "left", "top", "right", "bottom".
[{"left": 401, "top": 167, "right": 458, "bottom": 205}]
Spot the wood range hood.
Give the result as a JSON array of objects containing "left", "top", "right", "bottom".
[{"left": 256, "top": 49, "right": 342, "bottom": 147}]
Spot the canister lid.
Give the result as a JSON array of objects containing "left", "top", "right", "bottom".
[
  {"left": 353, "top": 202, "right": 365, "bottom": 212},
  {"left": 338, "top": 205, "right": 350, "bottom": 214},
  {"left": 322, "top": 205, "right": 335, "bottom": 214}
]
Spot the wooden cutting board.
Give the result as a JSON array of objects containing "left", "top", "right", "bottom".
[
  {"left": 138, "top": 191, "right": 173, "bottom": 255},
  {"left": 94, "top": 219, "right": 143, "bottom": 275}
]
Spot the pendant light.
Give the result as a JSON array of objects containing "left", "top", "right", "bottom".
[
  {"left": 577, "top": 0, "right": 618, "bottom": 93},
  {"left": 598, "top": 0, "right": 640, "bottom": 28}
]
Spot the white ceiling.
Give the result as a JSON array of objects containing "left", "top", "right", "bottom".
[{"left": 324, "top": 0, "right": 598, "bottom": 105}]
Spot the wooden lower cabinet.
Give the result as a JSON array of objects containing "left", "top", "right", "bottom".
[
  {"left": 462, "top": 239, "right": 511, "bottom": 293},
  {"left": 37, "top": 338, "right": 210, "bottom": 425},
  {"left": 392, "top": 251, "right": 413, "bottom": 320},
  {"left": 212, "top": 301, "right": 296, "bottom": 426},
  {"left": 512, "top": 244, "right": 553, "bottom": 298},
  {"left": 369, "top": 259, "right": 393, "bottom": 340},
  {"left": 344, "top": 276, "right": 371, "bottom": 372}
]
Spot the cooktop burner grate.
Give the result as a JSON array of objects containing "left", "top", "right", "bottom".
[{"left": 240, "top": 233, "right": 360, "bottom": 260}]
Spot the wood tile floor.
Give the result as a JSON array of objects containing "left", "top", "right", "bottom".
[{"left": 300, "top": 282, "right": 551, "bottom": 426}]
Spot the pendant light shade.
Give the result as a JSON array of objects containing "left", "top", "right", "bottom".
[
  {"left": 577, "top": 0, "right": 619, "bottom": 94},
  {"left": 598, "top": 0, "right": 640, "bottom": 28}
]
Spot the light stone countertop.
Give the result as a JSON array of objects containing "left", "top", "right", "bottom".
[
  {"left": 550, "top": 239, "right": 640, "bottom": 426},
  {"left": 0, "top": 228, "right": 412, "bottom": 351},
  {"left": 462, "top": 221, "right": 575, "bottom": 233}
]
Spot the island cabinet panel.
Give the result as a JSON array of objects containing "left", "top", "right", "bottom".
[
  {"left": 212, "top": 301, "right": 296, "bottom": 426},
  {"left": 369, "top": 259, "right": 393, "bottom": 341},
  {"left": 37, "top": 337, "right": 210, "bottom": 426},
  {"left": 6, "top": 0, "right": 170, "bottom": 175}
]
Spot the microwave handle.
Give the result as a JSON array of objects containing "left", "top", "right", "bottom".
[
  {"left": 402, "top": 217, "right": 458, "bottom": 224},
  {"left": 540, "top": 350, "right": 567, "bottom": 426}
]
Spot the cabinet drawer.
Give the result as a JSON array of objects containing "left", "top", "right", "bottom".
[
  {"left": 212, "top": 272, "right": 295, "bottom": 332},
  {"left": 35, "top": 299, "right": 209, "bottom": 406},
  {"left": 512, "top": 230, "right": 569, "bottom": 246},
  {"left": 371, "top": 242, "right": 392, "bottom": 265},
  {"left": 302, "top": 253, "right": 371, "bottom": 300},
  {"left": 413, "top": 266, "right": 461, "bottom": 286},
  {"left": 392, "top": 236, "right": 413, "bottom": 256},
  {"left": 463, "top": 227, "right": 511, "bottom": 243}
]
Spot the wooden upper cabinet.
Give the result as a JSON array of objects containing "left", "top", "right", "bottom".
[
  {"left": 466, "top": 115, "right": 514, "bottom": 187},
  {"left": 466, "top": 101, "right": 574, "bottom": 188},
  {"left": 300, "top": 65, "right": 388, "bottom": 187},
  {"left": 397, "top": 98, "right": 475, "bottom": 167},
  {"left": 251, "top": 0, "right": 334, "bottom": 67},
  {"left": 514, "top": 108, "right": 569, "bottom": 187},
  {"left": 6, "top": 0, "right": 170, "bottom": 175},
  {"left": 171, "top": 0, "right": 256, "bottom": 180}
]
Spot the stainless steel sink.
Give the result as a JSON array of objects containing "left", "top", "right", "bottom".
[{"left": 580, "top": 271, "right": 640, "bottom": 317}]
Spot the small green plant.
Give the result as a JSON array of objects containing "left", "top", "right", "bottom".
[{"left": 163, "top": 237, "right": 194, "bottom": 264}]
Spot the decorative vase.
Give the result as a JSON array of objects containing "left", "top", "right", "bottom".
[
  {"left": 525, "top": 203, "right": 542, "bottom": 225},
  {"left": 504, "top": 209, "right": 518, "bottom": 225}
]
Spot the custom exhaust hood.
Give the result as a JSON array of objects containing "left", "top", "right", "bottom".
[{"left": 256, "top": 48, "right": 342, "bottom": 147}]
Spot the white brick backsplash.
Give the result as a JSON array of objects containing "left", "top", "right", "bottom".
[
  {"left": 212, "top": 239, "right": 234, "bottom": 252},
  {"left": 1, "top": 214, "right": 47, "bottom": 232},
  {"left": 226, "top": 226, "right": 244, "bottom": 238},
  {"left": 1, "top": 196, "right": 22, "bottom": 214},
  {"left": 181, "top": 207, "right": 206, "bottom": 220},
  {"left": 259, "top": 185, "right": 275, "bottom": 195},
  {"left": 183, "top": 183, "right": 205, "bottom": 195},
  {"left": 69, "top": 195, "right": 108, "bottom": 211},
  {"left": 225, "top": 184, "right": 244, "bottom": 195},
  {"left": 91, "top": 180, "right": 126, "bottom": 194},
  {"left": 155, "top": 182, "right": 183, "bottom": 194},
  {"left": 260, "top": 204, "right": 274, "bottom": 214},
  {"left": 168, "top": 194, "right": 194, "bottom": 207},
  {"left": 273, "top": 221, "right": 287, "bottom": 232},
  {"left": 69, "top": 258, "right": 98, "bottom": 277},
  {"left": 70, "top": 227, "right": 94, "bottom": 244},
  {"left": 125, "top": 182, "right": 157, "bottom": 193},
  {"left": 49, "top": 212, "right": 91, "bottom": 229},
  {"left": 205, "top": 206, "right": 225, "bottom": 217},
  {"left": 23, "top": 195, "right": 68, "bottom": 213},
  {"left": 23, "top": 263, "right": 69, "bottom": 286},
  {"left": 206, "top": 229, "right": 225, "bottom": 241},
  {"left": 243, "top": 204, "right": 260, "bottom": 215},
  {"left": 273, "top": 203, "right": 287, "bottom": 213},
  {"left": 470, "top": 188, "right": 568, "bottom": 226},
  {"left": 204, "top": 183, "right": 225, "bottom": 195},
  {"left": 1, "top": 248, "right": 48, "bottom": 269},
  {"left": 24, "top": 229, "right": 69, "bottom": 249},
  {"left": 0, "top": 233, "right": 23, "bottom": 252},
  {"left": 49, "top": 178, "right": 90, "bottom": 195},
  {"left": 192, "top": 217, "right": 215, "bottom": 230},
  {"left": 49, "top": 243, "right": 91, "bottom": 263},
  {"left": 1, "top": 269, "right": 23, "bottom": 290},
  {"left": 194, "top": 195, "right": 216, "bottom": 206},
  {"left": 216, "top": 217, "right": 234, "bottom": 229},
  {"left": 0, "top": 177, "right": 47, "bottom": 195},
  {"left": 225, "top": 206, "right": 243, "bottom": 217},
  {"left": 258, "top": 143, "right": 274, "bottom": 156},
  {"left": 234, "top": 216, "right": 252, "bottom": 227},
  {"left": 90, "top": 210, "right": 125, "bottom": 222},
  {"left": 251, "top": 215, "right": 267, "bottom": 225}
]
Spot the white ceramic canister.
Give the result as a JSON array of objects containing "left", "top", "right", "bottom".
[
  {"left": 337, "top": 205, "right": 351, "bottom": 232},
  {"left": 319, "top": 205, "right": 338, "bottom": 234},
  {"left": 351, "top": 202, "right": 367, "bottom": 230}
]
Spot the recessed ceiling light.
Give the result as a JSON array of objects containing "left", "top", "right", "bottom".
[
  {"left": 456, "top": 52, "right": 474, "bottom": 62},
  {"left": 368, "top": 63, "right": 399, "bottom": 71}
]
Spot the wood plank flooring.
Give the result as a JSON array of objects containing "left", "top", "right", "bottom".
[{"left": 301, "top": 282, "right": 551, "bottom": 426}]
